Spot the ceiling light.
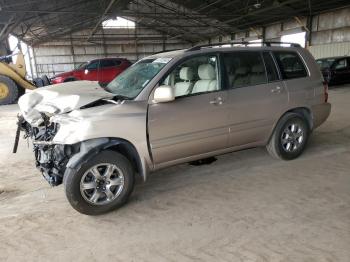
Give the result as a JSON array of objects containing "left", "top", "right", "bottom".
[{"left": 254, "top": 0, "right": 261, "bottom": 8}]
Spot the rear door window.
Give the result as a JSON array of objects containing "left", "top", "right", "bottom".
[
  {"left": 273, "top": 51, "right": 308, "bottom": 79},
  {"left": 223, "top": 51, "right": 267, "bottom": 88},
  {"left": 262, "top": 52, "right": 279, "bottom": 82},
  {"left": 332, "top": 58, "right": 347, "bottom": 70},
  {"left": 100, "top": 59, "right": 121, "bottom": 68}
]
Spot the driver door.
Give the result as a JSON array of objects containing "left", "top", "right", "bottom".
[
  {"left": 148, "top": 54, "right": 230, "bottom": 165},
  {"left": 82, "top": 60, "right": 99, "bottom": 81}
]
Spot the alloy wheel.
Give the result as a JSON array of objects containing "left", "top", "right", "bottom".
[
  {"left": 281, "top": 123, "right": 304, "bottom": 152},
  {"left": 80, "top": 163, "right": 124, "bottom": 205}
]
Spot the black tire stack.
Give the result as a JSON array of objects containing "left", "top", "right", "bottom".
[{"left": 0, "top": 75, "right": 21, "bottom": 105}]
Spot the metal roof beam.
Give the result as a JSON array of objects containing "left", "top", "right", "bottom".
[{"left": 86, "top": 0, "right": 121, "bottom": 42}]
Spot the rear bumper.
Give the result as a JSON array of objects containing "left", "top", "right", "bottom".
[{"left": 311, "top": 103, "right": 331, "bottom": 129}]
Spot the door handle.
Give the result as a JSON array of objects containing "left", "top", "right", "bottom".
[
  {"left": 271, "top": 86, "right": 281, "bottom": 93},
  {"left": 210, "top": 96, "right": 223, "bottom": 105}
]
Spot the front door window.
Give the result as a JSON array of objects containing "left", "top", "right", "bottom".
[{"left": 161, "top": 55, "right": 220, "bottom": 97}]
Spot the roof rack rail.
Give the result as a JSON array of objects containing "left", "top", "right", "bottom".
[
  {"left": 186, "top": 41, "right": 301, "bottom": 52},
  {"left": 153, "top": 48, "right": 183, "bottom": 54}
]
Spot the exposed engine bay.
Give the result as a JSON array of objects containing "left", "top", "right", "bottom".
[
  {"left": 14, "top": 81, "right": 124, "bottom": 186},
  {"left": 16, "top": 114, "right": 79, "bottom": 186}
]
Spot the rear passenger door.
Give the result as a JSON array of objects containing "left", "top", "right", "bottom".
[
  {"left": 222, "top": 51, "right": 288, "bottom": 147},
  {"left": 273, "top": 51, "right": 312, "bottom": 107}
]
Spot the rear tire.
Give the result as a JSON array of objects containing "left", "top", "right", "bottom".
[
  {"left": 41, "top": 75, "right": 50, "bottom": 86},
  {"left": 267, "top": 113, "right": 309, "bottom": 160},
  {"left": 33, "top": 77, "right": 44, "bottom": 87},
  {"left": 0, "top": 75, "right": 19, "bottom": 105},
  {"left": 63, "top": 150, "right": 135, "bottom": 215}
]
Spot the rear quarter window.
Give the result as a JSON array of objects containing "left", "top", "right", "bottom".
[{"left": 273, "top": 51, "right": 308, "bottom": 80}]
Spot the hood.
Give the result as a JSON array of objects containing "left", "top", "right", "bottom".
[
  {"left": 52, "top": 71, "right": 74, "bottom": 78},
  {"left": 18, "top": 81, "right": 114, "bottom": 126}
]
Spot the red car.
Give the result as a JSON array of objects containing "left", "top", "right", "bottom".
[{"left": 50, "top": 58, "right": 132, "bottom": 85}]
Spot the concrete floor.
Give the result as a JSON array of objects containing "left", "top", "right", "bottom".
[{"left": 0, "top": 86, "right": 349, "bottom": 262}]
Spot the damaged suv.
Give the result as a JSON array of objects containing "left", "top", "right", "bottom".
[{"left": 16, "top": 42, "right": 331, "bottom": 215}]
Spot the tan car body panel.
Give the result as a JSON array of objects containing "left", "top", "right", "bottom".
[{"left": 18, "top": 46, "right": 331, "bottom": 180}]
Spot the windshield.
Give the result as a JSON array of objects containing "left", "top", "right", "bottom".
[
  {"left": 105, "top": 58, "right": 171, "bottom": 98},
  {"left": 76, "top": 62, "right": 87, "bottom": 70},
  {"left": 316, "top": 58, "right": 335, "bottom": 70}
]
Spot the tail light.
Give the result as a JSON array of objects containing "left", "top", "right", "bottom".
[{"left": 323, "top": 81, "right": 329, "bottom": 103}]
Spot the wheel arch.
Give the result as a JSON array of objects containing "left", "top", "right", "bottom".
[
  {"left": 66, "top": 137, "right": 147, "bottom": 182},
  {"left": 284, "top": 107, "right": 313, "bottom": 131},
  {"left": 268, "top": 107, "right": 313, "bottom": 143}
]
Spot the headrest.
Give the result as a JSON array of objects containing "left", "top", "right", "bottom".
[
  {"left": 235, "top": 67, "right": 249, "bottom": 75},
  {"left": 179, "top": 67, "right": 194, "bottom": 81},
  {"left": 198, "top": 64, "right": 216, "bottom": 80},
  {"left": 252, "top": 64, "right": 264, "bottom": 73}
]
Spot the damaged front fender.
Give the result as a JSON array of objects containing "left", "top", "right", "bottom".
[{"left": 65, "top": 138, "right": 147, "bottom": 182}]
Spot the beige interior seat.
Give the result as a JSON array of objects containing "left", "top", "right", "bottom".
[
  {"left": 174, "top": 67, "right": 194, "bottom": 97},
  {"left": 250, "top": 64, "right": 266, "bottom": 84},
  {"left": 233, "top": 66, "right": 250, "bottom": 87},
  {"left": 226, "top": 64, "right": 236, "bottom": 87},
  {"left": 192, "top": 64, "right": 217, "bottom": 94}
]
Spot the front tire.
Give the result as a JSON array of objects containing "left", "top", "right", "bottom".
[
  {"left": 63, "top": 150, "right": 135, "bottom": 215},
  {"left": 0, "top": 75, "right": 19, "bottom": 105},
  {"left": 267, "top": 113, "right": 309, "bottom": 160}
]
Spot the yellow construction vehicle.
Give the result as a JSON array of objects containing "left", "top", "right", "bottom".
[{"left": 0, "top": 52, "right": 36, "bottom": 105}]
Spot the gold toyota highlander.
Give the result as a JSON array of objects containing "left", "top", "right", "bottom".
[{"left": 16, "top": 42, "right": 331, "bottom": 215}]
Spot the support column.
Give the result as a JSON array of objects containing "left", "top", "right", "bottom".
[
  {"left": 70, "top": 34, "right": 76, "bottom": 68},
  {"left": 162, "top": 34, "right": 166, "bottom": 51},
  {"left": 134, "top": 25, "right": 138, "bottom": 61},
  {"left": 102, "top": 29, "right": 107, "bottom": 57},
  {"left": 262, "top": 26, "right": 266, "bottom": 42},
  {"left": 305, "top": 16, "right": 313, "bottom": 47},
  {"left": 32, "top": 46, "right": 39, "bottom": 78}
]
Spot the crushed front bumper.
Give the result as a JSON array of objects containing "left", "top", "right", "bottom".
[
  {"left": 34, "top": 143, "right": 70, "bottom": 186},
  {"left": 15, "top": 115, "right": 78, "bottom": 186}
]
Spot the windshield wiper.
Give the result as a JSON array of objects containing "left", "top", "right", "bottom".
[{"left": 113, "top": 95, "right": 131, "bottom": 100}]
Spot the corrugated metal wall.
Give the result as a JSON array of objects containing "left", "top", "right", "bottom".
[
  {"left": 33, "top": 26, "right": 191, "bottom": 77},
  {"left": 308, "top": 7, "right": 350, "bottom": 59},
  {"left": 32, "top": 6, "right": 350, "bottom": 76},
  {"left": 308, "top": 42, "right": 350, "bottom": 59},
  {"left": 201, "top": 7, "right": 350, "bottom": 60},
  {"left": 197, "top": 16, "right": 306, "bottom": 45}
]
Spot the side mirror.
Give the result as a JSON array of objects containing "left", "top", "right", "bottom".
[{"left": 153, "top": 85, "right": 175, "bottom": 103}]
